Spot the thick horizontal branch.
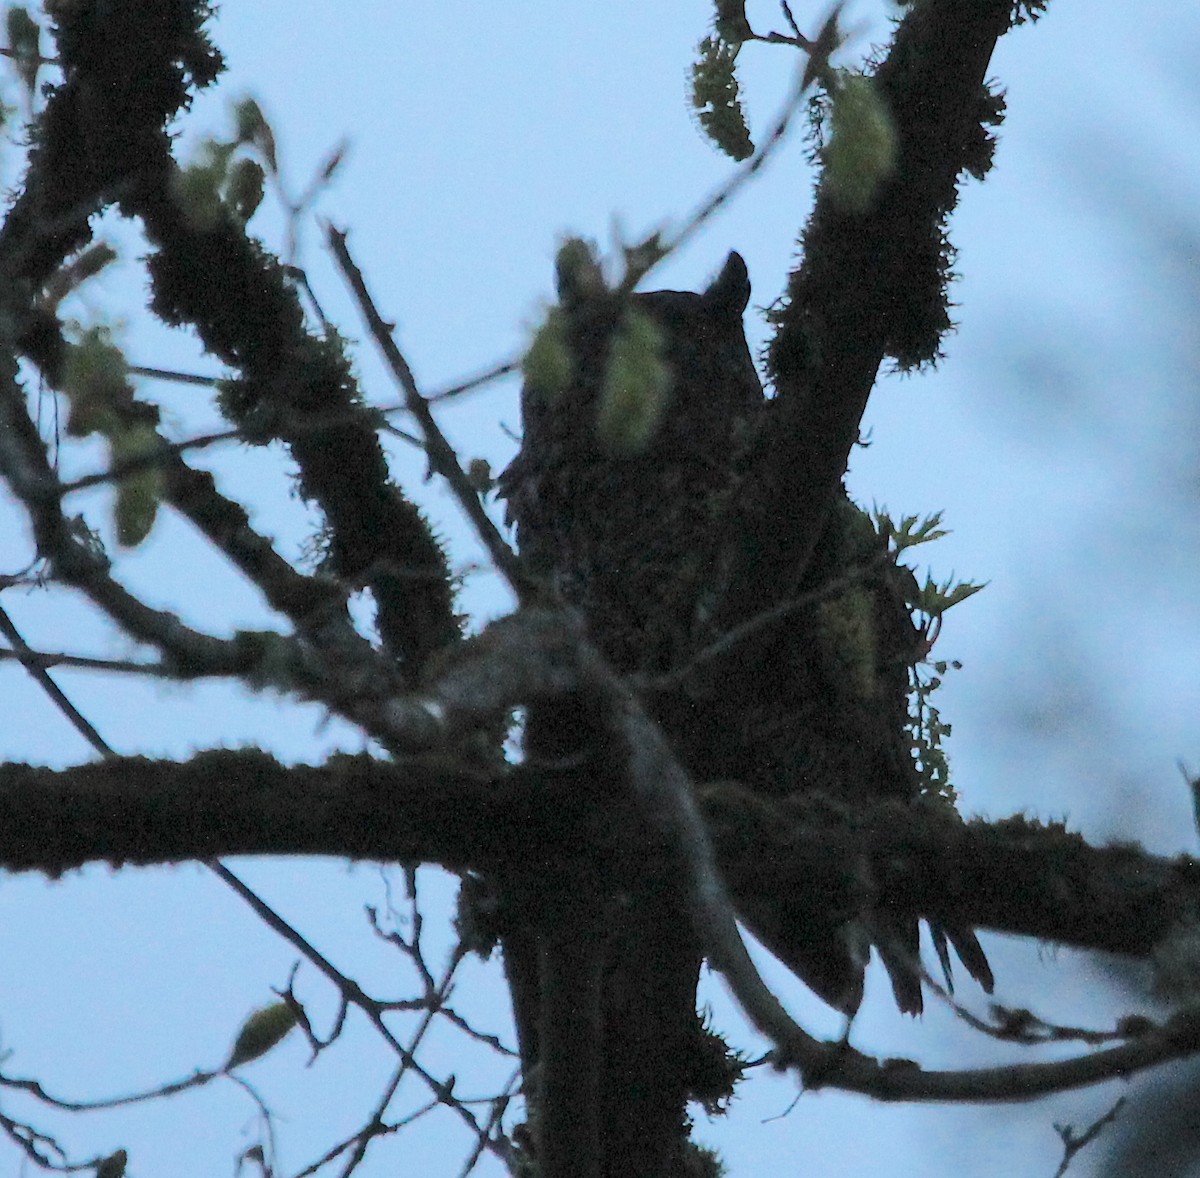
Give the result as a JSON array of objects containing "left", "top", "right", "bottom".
[
  {"left": 0, "top": 750, "right": 499, "bottom": 875},
  {"left": 2, "top": 750, "right": 1196, "bottom": 966},
  {"left": 9, "top": 747, "right": 1200, "bottom": 1103}
]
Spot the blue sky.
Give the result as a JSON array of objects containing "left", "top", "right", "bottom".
[{"left": 2, "top": 1, "right": 1199, "bottom": 1175}]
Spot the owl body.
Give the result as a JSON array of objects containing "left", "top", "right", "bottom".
[{"left": 500, "top": 251, "right": 989, "bottom": 1029}]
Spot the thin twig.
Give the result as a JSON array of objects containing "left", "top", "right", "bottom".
[
  {"left": 325, "top": 224, "right": 532, "bottom": 601},
  {"left": 1052, "top": 1097, "right": 1126, "bottom": 1178},
  {"left": 454, "top": 1074, "right": 520, "bottom": 1178},
  {"left": 615, "top": 17, "right": 822, "bottom": 298},
  {"left": 0, "top": 384, "right": 251, "bottom": 673},
  {"left": 0, "top": 525, "right": 495, "bottom": 1147},
  {"left": 0, "top": 605, "right": 114, "bottom": 757},
  {"left": 0, "top": 374, "right": 511, "bottom": 1157},
  {"left": 128, "top": 364, "right": 223, "bottom": 387},
  {"left": 425, "top": 358, "right": 520, "bottom": 404},
  {"left": 213, "top": 864, "right": 514, "bottom": 1165},
  {"left": 0, "top": 45, "right": 58, "bottom": 68}
]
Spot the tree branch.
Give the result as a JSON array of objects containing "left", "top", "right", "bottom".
[
  {"left": 2, "top": 0, "right": 460, "bottom": 683},
  {"left": 3, "top": 745, "right": 1200, "bottom": 1105},
  {"left": 326, "top": 225, "right": 532, "bottom": 602},
  {"left": 724, "top": 0, "right": 1016, "bottom": 620},
  {"left": 2, "top": 742, "right": 1188, "bottom": 972}
]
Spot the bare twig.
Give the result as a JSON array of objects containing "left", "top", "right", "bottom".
[
  {"left": 614, "top": 20, "right": 818, "bottom": 298},
  {"left": 214, "top": 865, "right": 516, "bottom": 1167},
  {"left": 0, "top": 365, "right": 464, "bottom": 754},
  {"left": 0, "top": 1061, "right": 216, "bottom": 1112},
  {"left": 127, "top": 364, "right": 223, "bottom": 387},
  {"left": 0, "top": 530, "right": 500, "bottom": 1161},
  {"left": 1052, "top": 1097, "right": 1126, "bottom": 1178},
  {"left": 325, "top": 224, "right": 532, "bottom": 601},
  {"left": 0, "top": 605, "right": 114, "bottom": 757},
  {"left": 425, "top": 358, "right": 520, "bottom": 404},
  {"left": 0, "top": 381, "right": 267, "bottom": 676},
  {"left": 454, "top": 1074, "right": 521, "bottom": 1178},
  {"left": 0, "top": 1108, "right": 67, "bottom": 1171}
]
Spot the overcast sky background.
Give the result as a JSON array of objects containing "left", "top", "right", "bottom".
[{"left": 2, "top": 1, "right": 1200, "bottom": 1175}]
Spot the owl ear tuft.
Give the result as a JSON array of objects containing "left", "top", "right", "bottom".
[{"left": 702, "top": 251, "right": 750, "bottom": 318}]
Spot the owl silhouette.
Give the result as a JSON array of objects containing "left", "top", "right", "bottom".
[{"left": 500, "top": 249, "right": 990, "bottom": 1032}]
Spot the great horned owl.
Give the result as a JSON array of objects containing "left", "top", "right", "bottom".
[
  {"left": 501, "top": 250, "right": 762, "bottom": 676},
  {"left": 500, "top": 250, "right": 989, "bottom": 1026},
  {"left": 497, "top": 252, "right": 763, "bottom": 1174}
]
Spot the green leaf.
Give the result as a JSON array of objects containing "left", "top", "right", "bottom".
[
  {"left": 916, "top": 575, "right": 987, "bottom": 617},
  {"left": 823, "top": 73, "right": 898, "bottom": 214},
  {"left": 94, "top": 1149, "right": 127, "bottom": 1178},
  {"left": 522, "top": 306, "right": 573, "bottom": 398},
  {"left": 233, "top": 96, "right": 277, "bottom": 173},
  {"left": 691, "top": 35, "right": 753, "bottom": 161},
  {"left": 114, "top": 476, "right": 159, "bottom": 548},
  {"left": 872, "top": 508, "right": 948, "bottom": 551},
  {"left": 110, "top": 424, "right": 163, "bottom": 548},
  {"left": 554, "top": 236, "right": 605, "bottom": 304},
  {"left": 938, "top": 580, "right": 986, "bottom": 609},
  {"left": 226, "top": 1001, "right": 298, "bottom": 1069},
  {"left": 60, "top": 329, "right": 129, "bottom": 438},
  {"left": 595, "top": 307, "right": 671, "bottom": 456},
  {"left": 171, "top": 160, "right": 226, "bottom": 231}
]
